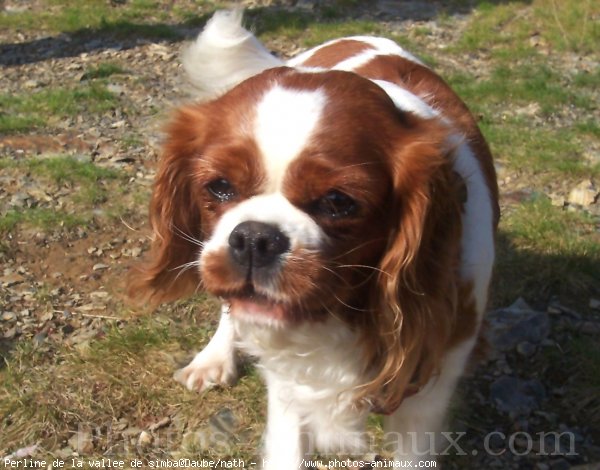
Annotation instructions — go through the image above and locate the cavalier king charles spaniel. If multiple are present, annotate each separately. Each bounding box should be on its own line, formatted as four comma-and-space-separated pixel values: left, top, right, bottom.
130, 10, 499, 468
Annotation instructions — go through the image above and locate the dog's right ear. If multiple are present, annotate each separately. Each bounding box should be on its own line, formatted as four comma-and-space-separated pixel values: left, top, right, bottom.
128, 105, 207, 306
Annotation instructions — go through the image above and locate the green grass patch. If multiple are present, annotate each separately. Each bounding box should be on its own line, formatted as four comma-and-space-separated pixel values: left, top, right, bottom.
0, 156, 129, 233
447, 63, 598, 177
456, 0, 599, 54
0, 207, 90, 233
449, 64, 590, 115
0, 308, 266, 459
494, 198, 600, 307
0, 0, 181, 35
479, 117, 599, 177
532, 0, 599, 53
82, 62, 128, 80
0, 83, 117, 134
25, 156, 122, 185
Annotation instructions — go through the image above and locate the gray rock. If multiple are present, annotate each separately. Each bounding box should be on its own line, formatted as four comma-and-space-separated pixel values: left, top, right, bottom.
209, 407, 236, 436
488, 307, 551, 352
490, 376, 546, 417
516, 341, 537, 357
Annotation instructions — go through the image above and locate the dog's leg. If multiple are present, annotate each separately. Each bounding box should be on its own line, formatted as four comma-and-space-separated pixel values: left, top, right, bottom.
383, 339, 475, 465
262, 373, 308, 470
174, 304, 238, 391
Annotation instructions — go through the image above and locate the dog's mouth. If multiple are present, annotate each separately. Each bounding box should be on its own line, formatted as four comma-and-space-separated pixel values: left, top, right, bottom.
224, 285, 287, 323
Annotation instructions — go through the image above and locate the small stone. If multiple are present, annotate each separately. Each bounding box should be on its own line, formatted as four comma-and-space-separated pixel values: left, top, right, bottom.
33, 330, 48, 346
130, 247, 142, 257
41, 311, 54, 322
488, 308, 550, 352
516, 341, 537, 357
137, 431, 153, 447
209, 408, 236, 436
548, 304, 563, 315
549, 193, 566, 207
68, 430, 94, 454
107, 84, 125, 95
2, 312, 16, 321
90, 290, 109, 299
24, 79, 39, 89
490, 376, 546, 417
92, 263, 109, 271
9, 192, 30, 208
111, 119, 126, 128
4, 325, 18, 339
567, 180, 598, 206
122, 427, 143, 437
579, 321, 600, 335
55, 447, 74, 459
507, 297, 534, 313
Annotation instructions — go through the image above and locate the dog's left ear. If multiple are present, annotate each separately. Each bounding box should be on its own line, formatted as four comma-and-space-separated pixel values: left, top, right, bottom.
128, 105, 208, 306
364, 118, 466, 412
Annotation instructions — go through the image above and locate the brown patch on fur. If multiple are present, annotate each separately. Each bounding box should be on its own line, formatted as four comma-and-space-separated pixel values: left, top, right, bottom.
355, 54, 500, 228
300, 39, 375, 68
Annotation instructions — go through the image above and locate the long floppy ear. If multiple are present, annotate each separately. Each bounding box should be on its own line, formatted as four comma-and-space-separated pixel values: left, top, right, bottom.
128, 105, 207, 305
364, 119, 465, 413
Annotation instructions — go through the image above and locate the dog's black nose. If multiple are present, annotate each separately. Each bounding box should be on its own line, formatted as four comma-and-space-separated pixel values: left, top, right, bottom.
228, 221, 290, 269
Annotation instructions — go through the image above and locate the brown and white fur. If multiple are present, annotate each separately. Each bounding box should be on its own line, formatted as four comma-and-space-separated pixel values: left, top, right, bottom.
129, 10, 499, 468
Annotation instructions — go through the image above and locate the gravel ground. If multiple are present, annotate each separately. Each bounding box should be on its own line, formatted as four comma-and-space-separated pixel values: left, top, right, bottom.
1, 1, 599, 468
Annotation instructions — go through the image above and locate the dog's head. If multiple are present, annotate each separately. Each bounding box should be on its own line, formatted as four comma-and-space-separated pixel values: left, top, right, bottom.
129, 66, 465, 407
132, 65, 463, 314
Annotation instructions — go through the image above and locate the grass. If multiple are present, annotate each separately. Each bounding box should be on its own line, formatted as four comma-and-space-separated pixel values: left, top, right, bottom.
82, 62, 128, 80
0, 0, 178, 36
456, 0, 599, 54
0, 304, 266, 459
0, 83, 117, 134
494, 197, 600, 308
447, 53, 599, 179
1, 0, 599, 466
449, 64, 592, 115
0, 156, 129, 233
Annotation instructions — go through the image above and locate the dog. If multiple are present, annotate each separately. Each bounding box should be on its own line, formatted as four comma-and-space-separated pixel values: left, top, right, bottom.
129, 10, 499, 468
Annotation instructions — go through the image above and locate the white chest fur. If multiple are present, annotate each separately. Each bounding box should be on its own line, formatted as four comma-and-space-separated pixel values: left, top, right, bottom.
234, 316, 371, 455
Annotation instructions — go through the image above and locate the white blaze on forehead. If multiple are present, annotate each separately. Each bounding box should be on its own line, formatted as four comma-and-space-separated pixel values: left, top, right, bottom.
254, 86, 327, 191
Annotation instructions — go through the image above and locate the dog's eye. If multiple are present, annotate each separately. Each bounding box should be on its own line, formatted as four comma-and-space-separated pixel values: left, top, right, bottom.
206, 178, 236, 202
316, 190, 357, 218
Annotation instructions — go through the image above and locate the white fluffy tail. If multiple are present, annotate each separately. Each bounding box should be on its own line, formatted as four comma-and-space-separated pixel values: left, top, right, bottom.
182, 10, 284, 99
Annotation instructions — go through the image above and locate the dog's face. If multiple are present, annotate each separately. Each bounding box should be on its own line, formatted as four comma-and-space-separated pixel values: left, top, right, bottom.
132, 66, 461, 330
197, 69, 403, 325
131, 66, 464, 329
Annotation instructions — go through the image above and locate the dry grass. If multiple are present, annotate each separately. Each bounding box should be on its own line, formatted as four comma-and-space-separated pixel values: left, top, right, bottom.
1, 0, 599, 466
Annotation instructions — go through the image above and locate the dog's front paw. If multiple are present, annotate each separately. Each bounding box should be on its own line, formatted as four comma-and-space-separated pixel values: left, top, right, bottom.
174, 352, 238, 392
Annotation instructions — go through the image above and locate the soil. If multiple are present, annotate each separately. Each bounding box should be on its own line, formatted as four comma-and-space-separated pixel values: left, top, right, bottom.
1, 1, 599, 469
